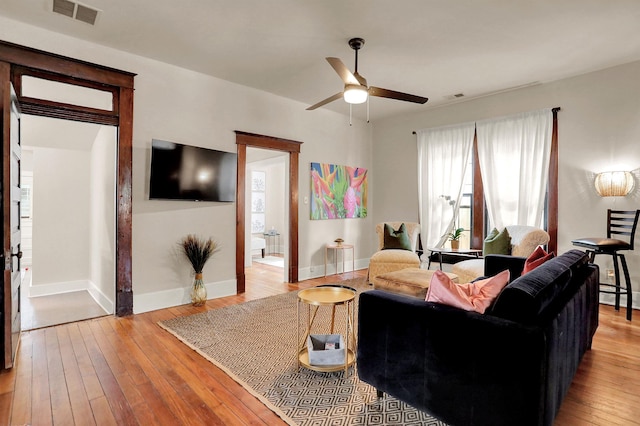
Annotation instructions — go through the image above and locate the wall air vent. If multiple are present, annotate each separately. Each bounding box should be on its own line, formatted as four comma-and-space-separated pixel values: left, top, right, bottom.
52, 0, 100, 25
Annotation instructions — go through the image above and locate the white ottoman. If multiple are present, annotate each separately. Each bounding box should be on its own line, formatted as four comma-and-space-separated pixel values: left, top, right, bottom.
374, 268, 459, 299
452, 259, 485, 283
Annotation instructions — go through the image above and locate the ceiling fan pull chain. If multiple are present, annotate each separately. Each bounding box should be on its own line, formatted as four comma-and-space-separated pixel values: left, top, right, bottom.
367, 96, 370, 123
349, 103, 353, 126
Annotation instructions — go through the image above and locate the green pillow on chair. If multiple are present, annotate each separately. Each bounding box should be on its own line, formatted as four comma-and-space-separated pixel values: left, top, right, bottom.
383, 223, 413, 251
483, 227, 511, 255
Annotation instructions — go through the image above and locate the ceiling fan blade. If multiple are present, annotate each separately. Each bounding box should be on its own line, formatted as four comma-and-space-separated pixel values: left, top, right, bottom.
369, 86, 429, 104
306, 92, 344, 110
326, 57, 360, 86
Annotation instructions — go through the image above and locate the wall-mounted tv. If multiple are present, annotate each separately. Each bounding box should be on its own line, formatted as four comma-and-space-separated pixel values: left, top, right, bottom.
149, 139, 237, 202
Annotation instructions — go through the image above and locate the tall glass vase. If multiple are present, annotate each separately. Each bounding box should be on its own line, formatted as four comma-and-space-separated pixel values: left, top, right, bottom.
191, 272, 207, 306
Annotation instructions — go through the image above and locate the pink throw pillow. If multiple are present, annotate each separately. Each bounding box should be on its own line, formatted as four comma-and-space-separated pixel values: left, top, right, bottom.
522, 246, 554, 275
426, 269, 510, 314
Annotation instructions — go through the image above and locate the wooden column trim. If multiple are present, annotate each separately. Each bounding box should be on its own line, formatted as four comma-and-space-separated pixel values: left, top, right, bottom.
236, 144, 247, 293
471, 130, 484, 249
289, 152, 299, 283
116, 86, 134, 315
548, 108, 560, 254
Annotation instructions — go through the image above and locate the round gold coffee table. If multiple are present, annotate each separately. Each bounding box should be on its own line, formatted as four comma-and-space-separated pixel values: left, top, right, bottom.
297, 285, 356, 376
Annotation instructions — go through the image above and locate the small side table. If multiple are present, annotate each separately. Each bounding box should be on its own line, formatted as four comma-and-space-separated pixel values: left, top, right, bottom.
427, 247, 482, 270
324, 243, 355, 276
263, 232, 280, 255
297, 286, 356, 376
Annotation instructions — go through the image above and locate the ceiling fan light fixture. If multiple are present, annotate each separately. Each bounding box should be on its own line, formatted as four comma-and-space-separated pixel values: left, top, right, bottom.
343, 84, 368, 104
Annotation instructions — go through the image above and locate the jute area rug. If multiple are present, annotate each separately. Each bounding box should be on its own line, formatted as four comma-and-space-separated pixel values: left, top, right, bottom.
158, 278, 445, 426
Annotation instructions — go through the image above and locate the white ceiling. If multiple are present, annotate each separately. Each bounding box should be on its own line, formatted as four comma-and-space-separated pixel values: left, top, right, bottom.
3, 0, 640, 121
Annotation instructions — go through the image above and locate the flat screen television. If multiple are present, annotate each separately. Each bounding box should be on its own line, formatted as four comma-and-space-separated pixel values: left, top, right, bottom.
149, 139, 237, 202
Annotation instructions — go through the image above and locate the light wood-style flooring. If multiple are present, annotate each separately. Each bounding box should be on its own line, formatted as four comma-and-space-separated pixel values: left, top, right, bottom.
1, 262, 639, 425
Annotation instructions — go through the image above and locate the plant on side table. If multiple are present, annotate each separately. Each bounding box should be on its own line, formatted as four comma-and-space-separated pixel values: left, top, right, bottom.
179, 234, 220, 306
448, 227, 465, 250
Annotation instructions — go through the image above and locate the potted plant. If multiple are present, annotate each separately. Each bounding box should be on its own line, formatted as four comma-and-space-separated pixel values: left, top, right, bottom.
179, 234, 220, 306
448, 227, 464, 250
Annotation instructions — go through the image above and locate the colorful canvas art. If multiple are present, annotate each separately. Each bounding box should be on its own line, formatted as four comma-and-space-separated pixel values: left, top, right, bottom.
310, 162, 368, 220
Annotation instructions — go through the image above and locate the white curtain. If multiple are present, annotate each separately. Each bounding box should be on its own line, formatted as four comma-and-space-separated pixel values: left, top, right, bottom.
476, 108, 553, 229
417, 122, 475, 251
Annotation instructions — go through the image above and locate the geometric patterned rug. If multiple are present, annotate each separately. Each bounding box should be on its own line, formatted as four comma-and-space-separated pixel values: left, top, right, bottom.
158, 278, 446, 426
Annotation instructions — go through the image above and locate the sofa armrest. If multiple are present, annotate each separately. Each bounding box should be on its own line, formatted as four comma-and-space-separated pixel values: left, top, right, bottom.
484, 254, 526, 280
357, 289, 546, 426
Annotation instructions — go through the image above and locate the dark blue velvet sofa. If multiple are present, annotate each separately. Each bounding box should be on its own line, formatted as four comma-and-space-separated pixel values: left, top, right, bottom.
357, 250, 599, 426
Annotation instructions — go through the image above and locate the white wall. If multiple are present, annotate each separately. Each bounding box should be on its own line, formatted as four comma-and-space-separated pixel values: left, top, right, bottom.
31, 147, 91, 291
89, 126, 116, 313
0, 16, 374, 313
373, 60, 640, 306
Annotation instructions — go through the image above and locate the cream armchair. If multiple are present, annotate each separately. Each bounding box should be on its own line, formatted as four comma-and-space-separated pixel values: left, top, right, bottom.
368, 222, 421, 285
452, 225, 550, 283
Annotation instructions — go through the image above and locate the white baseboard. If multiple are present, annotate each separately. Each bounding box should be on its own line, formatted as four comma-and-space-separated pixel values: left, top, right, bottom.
87, 282, 114, 314
599, 290, 640, 310
299, 258, 369, 281
28, 279, 89, 297
27, 278, 115, 314
133, 279, 236, 314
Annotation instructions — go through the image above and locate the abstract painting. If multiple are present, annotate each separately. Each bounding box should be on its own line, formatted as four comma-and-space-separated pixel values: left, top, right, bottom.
310, 162, 368, 220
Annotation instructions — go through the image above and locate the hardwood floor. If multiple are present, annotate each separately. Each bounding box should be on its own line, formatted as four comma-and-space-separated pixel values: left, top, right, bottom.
1, 263, 639, 425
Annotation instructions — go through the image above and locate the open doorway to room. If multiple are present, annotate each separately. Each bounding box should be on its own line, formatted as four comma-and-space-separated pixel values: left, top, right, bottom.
234, 131, 302, 295
244, 148, 288, 292
19, 115, 116, 330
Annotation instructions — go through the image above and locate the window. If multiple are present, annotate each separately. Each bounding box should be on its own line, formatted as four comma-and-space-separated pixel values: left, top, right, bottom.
21, 186, 32, 218
457, 163, 473, 249
251, 171, 266, 233
468, 110, 558, 253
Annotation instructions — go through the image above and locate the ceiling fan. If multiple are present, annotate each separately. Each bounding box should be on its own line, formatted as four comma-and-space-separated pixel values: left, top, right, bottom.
306, 37, 429, 111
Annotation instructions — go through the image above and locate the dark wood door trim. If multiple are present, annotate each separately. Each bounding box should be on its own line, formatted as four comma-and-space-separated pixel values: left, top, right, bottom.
235, 131, 302, 293
0, 40, 135, 316
547, 108, 560, 255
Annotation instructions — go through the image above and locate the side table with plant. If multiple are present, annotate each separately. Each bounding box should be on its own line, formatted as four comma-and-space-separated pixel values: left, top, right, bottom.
179, 234, 220, 306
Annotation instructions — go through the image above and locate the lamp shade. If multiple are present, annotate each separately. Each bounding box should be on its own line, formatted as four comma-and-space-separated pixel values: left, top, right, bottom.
594, 171, 635, 197
343, 84, 368, 104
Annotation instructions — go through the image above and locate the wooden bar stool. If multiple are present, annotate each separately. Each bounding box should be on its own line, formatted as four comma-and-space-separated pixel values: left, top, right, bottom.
572, 209, 640, 321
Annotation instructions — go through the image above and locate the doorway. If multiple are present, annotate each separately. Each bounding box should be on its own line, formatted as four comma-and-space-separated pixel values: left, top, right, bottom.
235, 131, 302, 293
245, 148, 288, 285
19, 116, 116, 330
1, 40, 134, 370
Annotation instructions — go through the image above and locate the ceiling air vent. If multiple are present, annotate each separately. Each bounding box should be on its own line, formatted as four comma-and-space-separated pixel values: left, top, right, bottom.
52, 0, 74, 17
444, 93, 465, 101
52, 0, 100, 25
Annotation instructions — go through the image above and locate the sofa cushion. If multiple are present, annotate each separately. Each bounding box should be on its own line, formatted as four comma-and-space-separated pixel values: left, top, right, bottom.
484, 227, 511, 255
383, 223, 412, 251
490, 250, 588, 323
522, 246, 555, 275
426, 269, 510, 314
